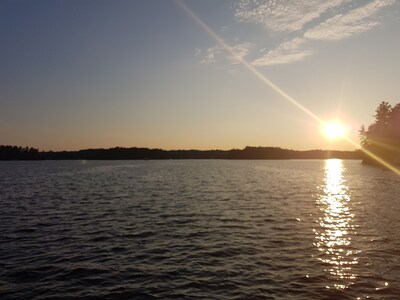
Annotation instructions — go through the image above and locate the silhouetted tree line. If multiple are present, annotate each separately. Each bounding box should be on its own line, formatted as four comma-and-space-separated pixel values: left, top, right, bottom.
0, 146, 39, 160
359, 101, 400, 165
0, 145, 360, 160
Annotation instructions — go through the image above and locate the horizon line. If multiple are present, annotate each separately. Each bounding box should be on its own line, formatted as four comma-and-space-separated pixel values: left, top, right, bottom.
1, 144, 360, 153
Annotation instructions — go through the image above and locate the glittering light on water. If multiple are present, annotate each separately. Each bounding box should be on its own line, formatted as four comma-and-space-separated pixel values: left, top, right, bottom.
314, 159, 359, 289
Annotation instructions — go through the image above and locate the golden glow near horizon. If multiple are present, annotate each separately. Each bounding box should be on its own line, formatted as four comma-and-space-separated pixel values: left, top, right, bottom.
314, 159, 358, 290
3, 0, 400, 167
322, 121, 347, 140
177, 0, 400, 176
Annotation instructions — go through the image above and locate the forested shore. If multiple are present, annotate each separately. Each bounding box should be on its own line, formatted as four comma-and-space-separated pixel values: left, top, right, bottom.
0, 145, 360, 160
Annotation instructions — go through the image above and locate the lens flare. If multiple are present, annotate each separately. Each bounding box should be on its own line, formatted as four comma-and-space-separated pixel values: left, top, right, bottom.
176, 0, 400, 176
323, 121, 347, 139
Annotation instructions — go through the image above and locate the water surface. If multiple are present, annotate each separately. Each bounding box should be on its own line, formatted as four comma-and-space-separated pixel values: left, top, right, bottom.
1, 160, 400, 299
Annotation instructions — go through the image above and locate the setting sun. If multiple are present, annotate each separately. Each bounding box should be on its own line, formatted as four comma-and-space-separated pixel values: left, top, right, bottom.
323, 121, 347, 139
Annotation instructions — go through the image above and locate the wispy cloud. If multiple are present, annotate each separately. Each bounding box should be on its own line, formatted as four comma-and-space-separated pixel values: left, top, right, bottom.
304, 0, 396, 41
230, 42, 255, 63
252, 38, 312, 66
195, 47, 220, 64
196, 42, 254, 64
234, 0, 347, 32
197, 0, 396, 67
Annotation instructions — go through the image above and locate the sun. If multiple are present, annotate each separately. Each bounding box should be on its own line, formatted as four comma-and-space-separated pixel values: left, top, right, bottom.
322, 121, 347, 139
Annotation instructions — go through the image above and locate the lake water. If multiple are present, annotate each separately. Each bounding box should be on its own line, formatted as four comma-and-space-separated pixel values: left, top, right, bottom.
1, 159, 400, 299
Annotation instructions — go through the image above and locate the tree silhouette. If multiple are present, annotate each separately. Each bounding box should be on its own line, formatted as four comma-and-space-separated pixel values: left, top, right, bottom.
0, 145, 39, 160
360, 101, 400, 165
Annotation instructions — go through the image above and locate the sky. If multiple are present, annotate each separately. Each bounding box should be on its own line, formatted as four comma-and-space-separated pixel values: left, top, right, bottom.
1, 0, 400, 151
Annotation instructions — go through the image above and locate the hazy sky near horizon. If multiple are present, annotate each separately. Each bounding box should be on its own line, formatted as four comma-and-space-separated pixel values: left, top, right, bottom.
1, 0, 400, 151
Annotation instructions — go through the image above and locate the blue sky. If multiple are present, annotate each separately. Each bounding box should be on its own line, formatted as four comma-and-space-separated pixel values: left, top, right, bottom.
1, 0, 400, 150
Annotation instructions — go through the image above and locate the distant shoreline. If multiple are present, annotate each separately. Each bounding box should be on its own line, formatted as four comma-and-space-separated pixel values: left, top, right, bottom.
0, 145, 361, 160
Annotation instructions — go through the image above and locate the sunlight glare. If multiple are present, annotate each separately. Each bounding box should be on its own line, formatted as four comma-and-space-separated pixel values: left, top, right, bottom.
314, 159, 358, 289
323, 121, 347, 139
177, 0, 400, 176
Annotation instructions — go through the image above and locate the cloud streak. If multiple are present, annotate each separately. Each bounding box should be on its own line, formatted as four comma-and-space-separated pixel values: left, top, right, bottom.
304, 0, 396, 41
195, 47, 219, 64
234, 0, 347, 32
252, 38, 312, 66
196, 42, 254, 64
197, 0, 396, 67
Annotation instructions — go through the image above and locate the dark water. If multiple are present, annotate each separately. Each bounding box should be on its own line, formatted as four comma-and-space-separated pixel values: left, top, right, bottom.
1, 160, 400, 299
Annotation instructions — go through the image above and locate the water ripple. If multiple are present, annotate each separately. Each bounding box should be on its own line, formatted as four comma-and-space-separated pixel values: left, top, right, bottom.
1, 160, 400, 299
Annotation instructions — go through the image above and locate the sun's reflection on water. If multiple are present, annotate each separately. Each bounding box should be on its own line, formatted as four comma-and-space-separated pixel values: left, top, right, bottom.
314, 159, 358, 289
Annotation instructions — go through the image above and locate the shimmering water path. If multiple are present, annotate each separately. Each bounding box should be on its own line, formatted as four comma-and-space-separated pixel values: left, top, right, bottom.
1, 160, 400, 299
